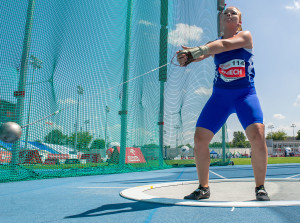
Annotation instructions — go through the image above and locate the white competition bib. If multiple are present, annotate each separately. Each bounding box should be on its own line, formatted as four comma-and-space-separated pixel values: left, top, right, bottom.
218, 59, 246, 82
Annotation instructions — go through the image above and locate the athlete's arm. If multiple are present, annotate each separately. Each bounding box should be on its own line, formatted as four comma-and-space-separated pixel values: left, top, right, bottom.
206, 31, 253, 55
177, 31, 252, 66
192, 54, 212, 62
177, 40, 215, 65
193, 40, 215, 61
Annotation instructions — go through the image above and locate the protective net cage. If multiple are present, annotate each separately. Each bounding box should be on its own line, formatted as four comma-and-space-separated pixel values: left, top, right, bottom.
0, 0, 231, 182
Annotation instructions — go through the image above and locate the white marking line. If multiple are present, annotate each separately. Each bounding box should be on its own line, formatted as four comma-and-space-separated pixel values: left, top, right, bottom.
209, 170, 226, 179
286, 174, 300, 179
78, 187, 130, 189
120, 179, 300, 207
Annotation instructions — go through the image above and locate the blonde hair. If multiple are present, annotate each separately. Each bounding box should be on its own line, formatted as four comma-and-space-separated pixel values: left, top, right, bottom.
235, 7, 243, 31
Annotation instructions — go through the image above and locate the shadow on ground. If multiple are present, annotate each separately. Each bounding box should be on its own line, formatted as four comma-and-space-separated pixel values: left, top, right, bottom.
65, 201, 171, 218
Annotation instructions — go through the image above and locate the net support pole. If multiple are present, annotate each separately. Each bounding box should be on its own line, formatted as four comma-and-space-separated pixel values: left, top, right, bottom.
119, 0, 133, 167
217, 0, 225, 37
222, 124, 226, 162
218, 0, 226, 163
11, 0, 36, 167
158, 82, 165, 167
158, 0, 168, 167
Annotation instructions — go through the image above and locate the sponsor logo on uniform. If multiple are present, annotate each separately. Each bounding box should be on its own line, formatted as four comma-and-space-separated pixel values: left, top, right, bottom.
218, 59, 246, 82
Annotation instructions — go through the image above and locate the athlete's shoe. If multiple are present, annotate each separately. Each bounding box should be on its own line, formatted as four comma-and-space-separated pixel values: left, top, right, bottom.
255, 185, 270, 201
184, 185, 210, 200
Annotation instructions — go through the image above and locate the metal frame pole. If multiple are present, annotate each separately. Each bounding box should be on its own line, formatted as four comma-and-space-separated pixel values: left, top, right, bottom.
12, 0, 36, 167
74, 86, 83, 153
119, 0, 133, 166
24, 56, 42, 150
158, 0, 168, 167
217, 0, 226, 162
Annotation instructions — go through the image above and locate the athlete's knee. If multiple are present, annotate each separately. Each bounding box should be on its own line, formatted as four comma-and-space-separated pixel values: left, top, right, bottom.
194, 135, 206, 146
246, 123, 266, 145
194, 127, 214, 146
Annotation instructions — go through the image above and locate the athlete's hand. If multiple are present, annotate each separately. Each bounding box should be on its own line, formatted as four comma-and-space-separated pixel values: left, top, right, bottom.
177, 45, 210, 66
176, 46, 194, 67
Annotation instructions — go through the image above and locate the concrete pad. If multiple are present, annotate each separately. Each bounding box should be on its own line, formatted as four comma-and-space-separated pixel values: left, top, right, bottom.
120, 178, 300, 207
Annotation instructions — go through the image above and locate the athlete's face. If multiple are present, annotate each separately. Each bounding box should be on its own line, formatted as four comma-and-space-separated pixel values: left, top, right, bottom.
222, 7, 241, 30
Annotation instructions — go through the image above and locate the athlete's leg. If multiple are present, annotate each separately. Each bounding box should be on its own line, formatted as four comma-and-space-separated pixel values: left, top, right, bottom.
194, 127, 214, 187
195, 88, 233, 186
185, 88, 233, 200
245, 123, 268, 187
235, 88, 267, 187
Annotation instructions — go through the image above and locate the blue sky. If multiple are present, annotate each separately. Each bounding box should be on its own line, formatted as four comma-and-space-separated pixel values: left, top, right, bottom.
1, 0, 299, 147
165, 0, 300, 142
224, 0, 300, 138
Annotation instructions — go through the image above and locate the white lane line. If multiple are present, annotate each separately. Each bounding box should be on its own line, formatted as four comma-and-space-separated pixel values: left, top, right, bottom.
78, 187, 130, 189
286, 174, 300, 179
209, 170, 227, 179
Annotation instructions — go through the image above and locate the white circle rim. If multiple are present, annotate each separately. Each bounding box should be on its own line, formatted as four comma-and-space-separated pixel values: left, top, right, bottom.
120, 178, 300, 207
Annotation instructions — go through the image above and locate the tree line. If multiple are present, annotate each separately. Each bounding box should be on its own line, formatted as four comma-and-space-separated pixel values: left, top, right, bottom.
42, 129, 300, 151
43, 129, 105, 152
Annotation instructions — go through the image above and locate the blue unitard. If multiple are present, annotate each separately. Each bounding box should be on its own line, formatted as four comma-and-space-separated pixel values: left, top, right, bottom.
196, 46, 263, 134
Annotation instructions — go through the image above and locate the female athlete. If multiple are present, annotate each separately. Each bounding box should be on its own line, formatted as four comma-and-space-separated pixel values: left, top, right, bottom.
177, 6, 270, 201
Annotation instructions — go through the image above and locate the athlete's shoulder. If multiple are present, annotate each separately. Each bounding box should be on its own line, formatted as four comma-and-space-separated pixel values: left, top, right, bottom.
236, 30, 252, 39
236, 31, 253, 49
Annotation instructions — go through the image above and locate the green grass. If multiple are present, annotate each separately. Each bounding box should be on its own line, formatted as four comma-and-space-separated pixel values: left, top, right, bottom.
232, 157, 300, 165
165, 159, 196, 165
165, 159, 230, 166
165, 157, 300, 166
1, 157, 299, 171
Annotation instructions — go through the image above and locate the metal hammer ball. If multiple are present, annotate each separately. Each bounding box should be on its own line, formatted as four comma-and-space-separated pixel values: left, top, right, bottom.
0, 122, 22, 144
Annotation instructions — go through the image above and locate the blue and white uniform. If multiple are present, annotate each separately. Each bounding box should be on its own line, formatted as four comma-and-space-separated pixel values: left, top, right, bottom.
213, 47, 255, 88
196, 40, 263, 134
